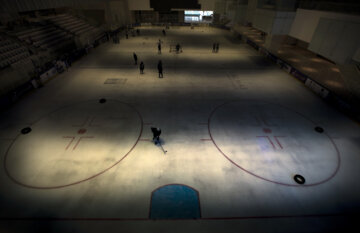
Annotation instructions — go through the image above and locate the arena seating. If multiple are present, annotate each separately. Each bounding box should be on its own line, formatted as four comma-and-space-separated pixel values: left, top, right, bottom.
48, 14, 103, 38
14, 25, 73, 51
0, 35, 31, 69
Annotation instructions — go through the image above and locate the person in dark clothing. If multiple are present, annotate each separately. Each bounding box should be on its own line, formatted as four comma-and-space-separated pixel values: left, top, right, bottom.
158, 42, 161, 54
157, 60, 163, 78
136, 29, 140, 35
162, 29, 166, 36
151, 127, 161, 145
133, 52, 138, 65
126, 31, 128, 39
212, 43, 216, 52
140, 61, 144, 74
215, 42, 219, 53
176, 43, 180, 53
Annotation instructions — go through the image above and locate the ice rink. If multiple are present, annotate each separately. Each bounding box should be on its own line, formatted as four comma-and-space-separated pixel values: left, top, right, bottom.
0, 27, 360, 232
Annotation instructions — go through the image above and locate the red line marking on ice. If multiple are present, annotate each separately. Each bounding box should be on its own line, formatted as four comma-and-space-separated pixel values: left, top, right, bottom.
89, 117, 99, 127
140, 139, 151, 141
73, 136, 94, 150
254, 116, 277, 127
274, 136, 286, 149
257, 136, 275, 150
72, 116, 90, 127
73, 116, 100, 127
3, 100, 144, 189
208, 100, 341, 187
63, 136, 75, 150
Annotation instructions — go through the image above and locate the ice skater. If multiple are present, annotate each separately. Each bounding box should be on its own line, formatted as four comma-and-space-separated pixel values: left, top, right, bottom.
133, 52, 138, 65
126, 31, 128, 39
136, 29, 140, 36
212, 43, 216, 52
151, 127, 167, 153
162, 29, 166, 36
158, 42, 161, 54
151, 127, 161, 145
139, 61, 144, 74
215, 42, 219, 53
176, 43, 181, 53
157, 60, 163, 78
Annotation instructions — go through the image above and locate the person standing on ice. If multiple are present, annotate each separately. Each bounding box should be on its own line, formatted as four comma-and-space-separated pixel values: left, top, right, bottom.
157, 60, 163, 78
140, 61, 144, 74
158, 42, 161, 54
133, 52, 138, 65
151, 127, 161, 145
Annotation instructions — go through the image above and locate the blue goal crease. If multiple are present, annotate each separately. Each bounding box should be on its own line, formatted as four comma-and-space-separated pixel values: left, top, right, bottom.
150, 184, 201, 219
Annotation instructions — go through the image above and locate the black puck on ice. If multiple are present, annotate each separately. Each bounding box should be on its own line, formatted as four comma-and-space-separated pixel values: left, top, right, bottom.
99, 98, 106, 103
21, 127, 32, 134
314, 126, 324, 133
294, 174, 306, 184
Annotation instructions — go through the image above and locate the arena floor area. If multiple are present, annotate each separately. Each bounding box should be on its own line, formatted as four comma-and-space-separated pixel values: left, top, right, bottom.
0, 27, 360, 233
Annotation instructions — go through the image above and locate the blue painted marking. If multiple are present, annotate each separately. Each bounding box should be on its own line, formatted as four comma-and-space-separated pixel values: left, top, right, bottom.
150, 184, 201, 219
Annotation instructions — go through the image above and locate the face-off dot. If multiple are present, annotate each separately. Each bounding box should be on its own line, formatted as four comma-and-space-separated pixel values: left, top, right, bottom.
263, 128, 272, 134
78, 129, 87, 134
294, 174, 306, 184
21, 127, 32, 134
315, 126, 324, 133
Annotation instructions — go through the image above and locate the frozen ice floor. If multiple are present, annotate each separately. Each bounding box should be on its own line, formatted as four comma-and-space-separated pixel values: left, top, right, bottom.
0, 27, 360, 233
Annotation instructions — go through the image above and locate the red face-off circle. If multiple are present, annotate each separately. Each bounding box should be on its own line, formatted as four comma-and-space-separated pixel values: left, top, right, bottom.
208, 100, 341, 187
4, 100, 143, 189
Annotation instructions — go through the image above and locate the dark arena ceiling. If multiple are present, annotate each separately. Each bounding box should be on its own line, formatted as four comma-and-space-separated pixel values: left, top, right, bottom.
150, 0, 201, 11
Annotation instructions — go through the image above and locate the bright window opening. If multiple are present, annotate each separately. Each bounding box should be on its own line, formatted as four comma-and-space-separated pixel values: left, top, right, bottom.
184, 11, 213, 23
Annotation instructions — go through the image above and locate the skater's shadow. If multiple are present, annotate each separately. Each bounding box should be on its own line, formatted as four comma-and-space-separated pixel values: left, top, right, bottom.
154, 138, 165, 146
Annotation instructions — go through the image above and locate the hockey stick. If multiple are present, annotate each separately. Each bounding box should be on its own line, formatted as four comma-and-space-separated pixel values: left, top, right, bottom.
159, 142, 167, 154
